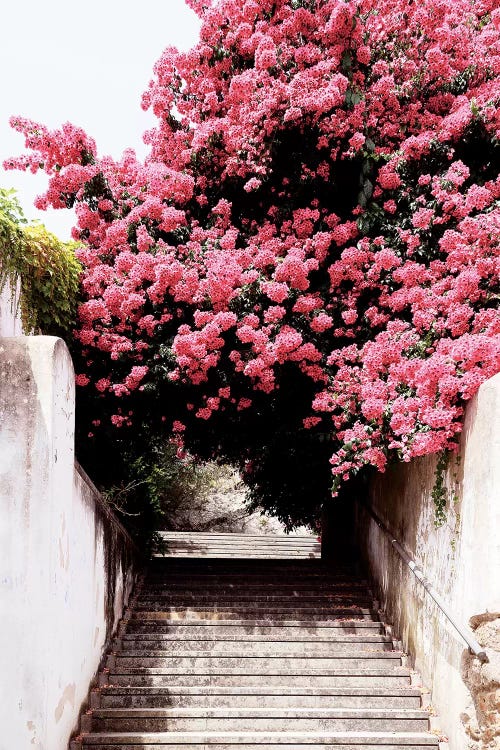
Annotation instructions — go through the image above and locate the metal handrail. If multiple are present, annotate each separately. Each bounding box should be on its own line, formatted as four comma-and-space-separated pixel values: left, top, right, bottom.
361, 501, 488, 664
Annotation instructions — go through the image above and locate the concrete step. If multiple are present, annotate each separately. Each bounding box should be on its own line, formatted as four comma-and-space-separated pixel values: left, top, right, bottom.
145, 580, 367, 586
135, 595, 374, 603
142, 587, 370, 594
144, 577, 361, 585
155, 549, 322, 554
146, 563, 351, 570
149, 559, 344, 565
161, 544, 321, 552
149, 560, 343, 567
144, 580, 365, 587
149, 575, 362, 589
104, 667, 412, 688
158, 540, 320, 547
119, 631, 388, 642
135, 595, 373, 605
143, 588, 365, 595
116, 636, 394, 653
133, 605, 375, 615
123, 621, 385, 635
151, 563, 354, 569
86, 707, 429, 733
78, 729, 439, 747
156, 554, 322, 559
158, 543, 321, 551
156, 547, 321, 557
140, 583, 370, 593
159, 539, 319, 549
109, 654, 403, 671
159, 533, 319, 541
155, 551, 325, 557
95, 686, 422, 710
147, 561, 354, 567
130, 608, 378, 620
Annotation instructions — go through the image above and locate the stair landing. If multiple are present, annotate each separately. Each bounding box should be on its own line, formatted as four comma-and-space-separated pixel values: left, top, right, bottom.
155, 531, 322, 559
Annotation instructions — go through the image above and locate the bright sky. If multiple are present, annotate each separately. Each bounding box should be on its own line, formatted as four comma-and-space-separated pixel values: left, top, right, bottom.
0, 1, 200, 239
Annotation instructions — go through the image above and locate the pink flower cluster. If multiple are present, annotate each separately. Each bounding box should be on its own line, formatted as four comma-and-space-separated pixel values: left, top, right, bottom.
6, 0, 500, 494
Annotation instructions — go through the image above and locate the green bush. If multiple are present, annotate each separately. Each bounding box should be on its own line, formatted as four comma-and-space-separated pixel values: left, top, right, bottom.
0, 188, 81, 337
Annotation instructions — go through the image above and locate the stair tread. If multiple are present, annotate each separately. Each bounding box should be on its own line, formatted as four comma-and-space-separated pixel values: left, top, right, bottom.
124, 620, 382, 626
99, 685, 421, 698
119, 635, 391, 640
138, 588, 371, 604
131, 608, 376, 614
159, 532, 319, 538
108, 667, 411, 675
92, 709, 428, 717
80, 729, 439, 742
114, 651, 401, 656
98, 687, 421, 695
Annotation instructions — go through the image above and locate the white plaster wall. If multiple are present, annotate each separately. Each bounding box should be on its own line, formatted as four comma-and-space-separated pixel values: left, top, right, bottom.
0, 336, 139, 750
0, 276, 24, 336
355, 372, 500, 750
456, 375, 500, 618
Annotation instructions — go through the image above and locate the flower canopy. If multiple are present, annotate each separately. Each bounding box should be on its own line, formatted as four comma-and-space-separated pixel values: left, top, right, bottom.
6, 0, 500, 512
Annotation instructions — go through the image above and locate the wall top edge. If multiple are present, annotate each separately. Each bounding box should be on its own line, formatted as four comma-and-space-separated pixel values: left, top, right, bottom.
75, 460, 141, 558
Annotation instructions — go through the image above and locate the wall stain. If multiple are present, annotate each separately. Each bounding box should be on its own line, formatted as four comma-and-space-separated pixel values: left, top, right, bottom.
54, 683, 76, 723
26, 720, 37, 745
58, 531, 70, 571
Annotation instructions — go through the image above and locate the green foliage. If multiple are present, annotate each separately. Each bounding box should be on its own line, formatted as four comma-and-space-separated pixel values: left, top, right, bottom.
146, 444, 223, 526
0, 188, 81, 337
99, 449, 166, 556
431, 450, 450, 528
98, 440, 243, 552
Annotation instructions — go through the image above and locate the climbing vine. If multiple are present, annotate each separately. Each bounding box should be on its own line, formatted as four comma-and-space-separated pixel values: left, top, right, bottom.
431, 450, 451, 528
0, 188, 81, 337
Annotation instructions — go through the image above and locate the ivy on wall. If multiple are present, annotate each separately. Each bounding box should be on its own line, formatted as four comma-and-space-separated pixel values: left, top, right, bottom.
0, 188, 81, 337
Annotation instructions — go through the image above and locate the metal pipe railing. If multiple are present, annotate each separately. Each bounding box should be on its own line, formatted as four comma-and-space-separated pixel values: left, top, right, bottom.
360, 501, 488, 664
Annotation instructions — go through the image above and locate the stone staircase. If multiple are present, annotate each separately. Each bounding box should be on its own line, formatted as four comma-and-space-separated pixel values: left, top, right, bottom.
71, 532, 442, 749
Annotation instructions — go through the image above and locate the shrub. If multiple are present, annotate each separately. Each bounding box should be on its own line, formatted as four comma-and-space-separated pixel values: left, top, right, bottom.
0, 188, 81, 337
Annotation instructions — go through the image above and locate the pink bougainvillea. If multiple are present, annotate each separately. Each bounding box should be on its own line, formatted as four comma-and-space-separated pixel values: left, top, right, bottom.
6, 0, 500, 496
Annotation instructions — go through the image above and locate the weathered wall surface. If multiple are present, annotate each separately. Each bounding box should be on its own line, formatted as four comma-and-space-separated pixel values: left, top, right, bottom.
0, 336, 140, 750
355, 373, 500, 750
0, 276, 23, 336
